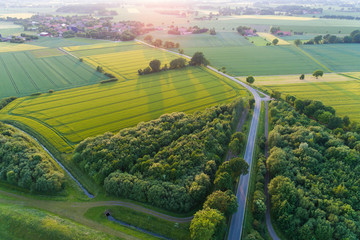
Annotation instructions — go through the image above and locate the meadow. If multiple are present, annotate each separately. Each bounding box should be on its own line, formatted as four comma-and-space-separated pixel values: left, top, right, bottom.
0, 49, 107, 98
250, 73, 360, 122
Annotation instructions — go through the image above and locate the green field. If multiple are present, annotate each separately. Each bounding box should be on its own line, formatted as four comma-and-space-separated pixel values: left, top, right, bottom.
251, 73, 360, 122
0, 50, 107, 98
301, 44, 360, 72
0, 204, 117, 240
0, 65, 248, 152
185, 45, 326, 76
141, 31, 252, 48
28, 37, 112, 48
247, 36, 269, 46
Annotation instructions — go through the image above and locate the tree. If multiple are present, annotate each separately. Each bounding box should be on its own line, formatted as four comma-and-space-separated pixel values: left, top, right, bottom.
119, 31, 136, 41
144, 35, 153, 43
189, 52, 209, 66
149, 59, 161, 72
246, 76, 255, 84
214, 172, 232, 191
153, 39, 162, 47
190, 208, 226, 240
294, 39, 302, 46
272, 38, 279, 45
313, 70, 324, 79
169, 58, 187, 69
314, 35, 322, 44
352, 33, 360, 43
203, 190, 238, 217
229, 157, 249, 179
178, 49, 184, 54
210, 28, 216, 35
343, 115, 350, 127
299, 74, 305, 80
229, 138, 241, 155
270, 26, 280, 34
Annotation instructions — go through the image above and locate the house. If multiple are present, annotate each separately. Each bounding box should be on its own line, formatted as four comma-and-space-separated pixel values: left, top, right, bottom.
40, 32, 51, 37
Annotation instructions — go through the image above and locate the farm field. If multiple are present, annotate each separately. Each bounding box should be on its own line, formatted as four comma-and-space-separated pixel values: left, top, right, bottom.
184, 45, 327, 76
0, 66, 248, 153
140, 31, 252, 48
28, 37, 111, 48
0, 50, 107, 99
301, 44, 360, 72
71, 43, 185, 80
257, 32, 290, 45
247, 36, 269, 46
0, 42, 45, 52
250, 73, 360, 122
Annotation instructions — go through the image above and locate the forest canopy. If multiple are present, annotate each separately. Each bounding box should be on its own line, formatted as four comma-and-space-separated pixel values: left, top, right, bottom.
73, 99, 246, 212
0, 123, 64, 193
268, 100, 360, 239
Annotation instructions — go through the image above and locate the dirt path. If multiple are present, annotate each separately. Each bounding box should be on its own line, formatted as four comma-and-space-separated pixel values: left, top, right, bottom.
264, 101, 281, 240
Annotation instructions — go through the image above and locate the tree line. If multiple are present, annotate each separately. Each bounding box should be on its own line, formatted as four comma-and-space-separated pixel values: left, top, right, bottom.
267, 100, 360, 240
144, 35, 180, 48
0, 123, 65, 193
138, 52, 210, 75
302, 30, 360, 45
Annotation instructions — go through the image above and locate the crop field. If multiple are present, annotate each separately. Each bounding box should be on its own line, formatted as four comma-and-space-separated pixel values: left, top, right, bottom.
28, 37, 110, 48
257, 32, 290, 45
0, 42, 45, 52
251, 74, 360, 122
78, 45, 184, 80
301, 44, 360, 72
247, 36, 269, 46
65, 41, 144, 57
0, 51, 107, 98
0, 66, 248, 152
140, 32, 252, 48
185, 45, 326, 76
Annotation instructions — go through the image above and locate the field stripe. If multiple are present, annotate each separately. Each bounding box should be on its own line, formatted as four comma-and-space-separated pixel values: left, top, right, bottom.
12, 53, 40, 91
296, 46, 332, 72
65, 89, 237, 137
40, 81, 228, 123
14, 69, 210, 111
24, 52, 59, 88
52, 57, 88, 83
41, 58, 73, 85
0, 55, 20, 94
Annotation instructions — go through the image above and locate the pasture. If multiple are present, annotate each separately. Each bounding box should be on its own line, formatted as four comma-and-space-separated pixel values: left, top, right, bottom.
0, 50, 107, 98
0, 66, 248, 153
184, 45, 326, 76
250, 73, 360, 122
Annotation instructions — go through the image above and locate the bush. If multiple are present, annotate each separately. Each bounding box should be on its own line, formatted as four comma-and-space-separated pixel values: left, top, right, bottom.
100, 78, 118, 84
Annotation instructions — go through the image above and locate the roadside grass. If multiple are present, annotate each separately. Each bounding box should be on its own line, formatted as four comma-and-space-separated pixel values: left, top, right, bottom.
85, 206, 191, 240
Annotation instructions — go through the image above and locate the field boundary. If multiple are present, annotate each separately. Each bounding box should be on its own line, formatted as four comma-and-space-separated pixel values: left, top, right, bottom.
296, 46, 332, 72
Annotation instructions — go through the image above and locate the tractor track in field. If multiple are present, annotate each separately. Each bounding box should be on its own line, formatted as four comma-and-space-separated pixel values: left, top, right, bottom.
12, 53, 40, 91
24, 52, 59, 88
0, 55, 20, 94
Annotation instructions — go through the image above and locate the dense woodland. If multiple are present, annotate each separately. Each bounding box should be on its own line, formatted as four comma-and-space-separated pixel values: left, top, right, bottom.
0, 123, 64, 193
73, 99, 246, 212
268, 100, 360, 239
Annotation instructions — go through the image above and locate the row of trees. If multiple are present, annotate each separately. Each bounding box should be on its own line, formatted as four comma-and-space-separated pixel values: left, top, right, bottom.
73, 99, 246, 212
303, 30, 360, 44
268, 100, 360, 239
138, 52, 210, 75
190, 156, 248, 239
0, 123, 65, 193
144, 35, 180, 48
